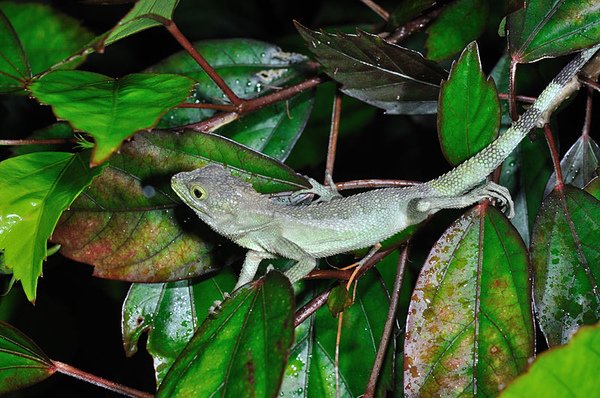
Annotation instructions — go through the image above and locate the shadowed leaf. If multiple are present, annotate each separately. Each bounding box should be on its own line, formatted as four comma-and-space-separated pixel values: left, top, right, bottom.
426, 0, 489, 61
500, 323, 600, 397
28, 70, 195, 165
0, 151, 103, 301
508, 0, 600, 63
296, 23, 447, 114
157, 271, 294, 397
122, 270, 236, 385
438, 42, 500, 165
52, 130, 308, 282
531, 186, 600, 346
389, 0, 436, 27
0, 321, 55, 394
404, 206, 533, 397
0, 9, 28, 92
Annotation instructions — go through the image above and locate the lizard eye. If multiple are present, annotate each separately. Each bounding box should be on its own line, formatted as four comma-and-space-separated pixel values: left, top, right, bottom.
190, 185, 206, 200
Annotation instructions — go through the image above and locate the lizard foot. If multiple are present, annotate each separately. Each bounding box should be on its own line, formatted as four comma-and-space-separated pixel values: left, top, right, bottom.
291, 174, 341, 204
477, 181, 515, 218
208, 292, 231, 316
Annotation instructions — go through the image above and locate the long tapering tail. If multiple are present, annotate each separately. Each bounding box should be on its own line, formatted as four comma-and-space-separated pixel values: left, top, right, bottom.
426, 45, 599, 197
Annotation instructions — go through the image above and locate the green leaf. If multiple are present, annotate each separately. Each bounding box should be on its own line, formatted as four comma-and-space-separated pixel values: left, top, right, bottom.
404, 206, 534, 397
0, 8, 29, 93
148, 38, 308, 127
544, 135, 600, 196
11, 122, 75, 156
0, 2, 93, 80
122, 270, 236, 385
280, 272, 394, 397
28, 70, 195, 165
426, 0, 489, 61
508, 0, 600, 63
51, 130, 308, 282
296, 23, 447, 114
326, 284, 353, 317
500, 323, 600, 397
157, 271, 294, 397
0, 151, 103, 302
104, 0, 179, 46
0, 321, 55, 394
438, 42, 500, 165
219, 91, 314, 161
531, 186, 600, 346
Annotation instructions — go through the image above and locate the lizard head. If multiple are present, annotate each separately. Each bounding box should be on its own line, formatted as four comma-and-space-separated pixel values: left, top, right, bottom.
171, 163, 260, 223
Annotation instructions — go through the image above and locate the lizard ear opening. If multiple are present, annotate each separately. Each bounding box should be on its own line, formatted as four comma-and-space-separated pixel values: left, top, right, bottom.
190, 184, 206, 200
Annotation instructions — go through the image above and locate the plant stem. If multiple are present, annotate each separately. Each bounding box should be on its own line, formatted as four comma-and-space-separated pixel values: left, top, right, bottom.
337, 179, 419, 190
544, 123, 564, 188
359, 0, 390, 21
364, 244, 409, 398
0, 138, 77, 145
508, 59, 518, 121
384, 7, 442, 44
579, 76, 600, 92
53, 361, 154, 398
326, 91, 343, 181
497, 93, 536, 104
177, 103, 237, 112
582, 87, 593, 137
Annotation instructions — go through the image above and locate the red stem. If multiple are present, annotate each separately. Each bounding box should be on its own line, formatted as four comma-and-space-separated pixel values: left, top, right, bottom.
359, 0, 390, 21
337, 179, 419, 190
508, 59, 518, 121
0, 138, 77, 145
544, 123, 564, 189
53, 361, 154, 398
177, 103, 237, 112
498, 93, 536, 104
579, 76, 600, 93
582, 87, 593, 138
326, 91, 343, 181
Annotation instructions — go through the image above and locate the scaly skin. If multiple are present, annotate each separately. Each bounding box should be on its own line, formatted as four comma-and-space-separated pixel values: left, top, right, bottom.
171, 46, 599, 290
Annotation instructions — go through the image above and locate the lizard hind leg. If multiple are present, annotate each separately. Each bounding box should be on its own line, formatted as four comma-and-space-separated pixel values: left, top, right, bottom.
284, 256, 317, 284
417, 181, 515, 218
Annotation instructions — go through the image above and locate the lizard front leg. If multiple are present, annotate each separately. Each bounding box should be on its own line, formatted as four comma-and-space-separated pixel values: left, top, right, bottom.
234, 250, 276, 290
416, 181, 515, 218
284, 256, 317, 284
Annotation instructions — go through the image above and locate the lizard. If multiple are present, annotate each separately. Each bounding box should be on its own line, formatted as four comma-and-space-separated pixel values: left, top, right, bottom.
171, 45, 599, 291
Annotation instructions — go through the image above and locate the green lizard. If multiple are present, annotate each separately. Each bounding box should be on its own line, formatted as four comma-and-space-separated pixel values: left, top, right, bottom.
171, 46, 599, 291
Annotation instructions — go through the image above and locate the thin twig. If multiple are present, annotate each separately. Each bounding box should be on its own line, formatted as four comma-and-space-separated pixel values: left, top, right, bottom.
162, 20, 242, 106
579, 76, 600, 93
498, 93, 536, 104
582, 87, 593, 137
364, 244, 409, 398
326, 91, 343, 181
0, 138, 77, 146
336, 179, 419, 190
384, 7, 442, 44
544, 123, 564, 188
335, 311, 344, 398
53, 361, 154, 398
177, 103, 237, 112
359, 0, 390, 21
508, 59, 518, 121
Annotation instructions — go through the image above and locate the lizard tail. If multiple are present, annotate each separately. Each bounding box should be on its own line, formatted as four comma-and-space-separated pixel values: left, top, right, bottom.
425, 45, 600, 197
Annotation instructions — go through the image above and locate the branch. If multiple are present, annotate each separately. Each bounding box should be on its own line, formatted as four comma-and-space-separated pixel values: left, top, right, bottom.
359, 0, 390, 21
544, 123, 564, 189
337, 179, 419, 190
53, 361, 154, 398
326, 91, 343, 181
0, 138, 77, 146
384, 7, 442, 44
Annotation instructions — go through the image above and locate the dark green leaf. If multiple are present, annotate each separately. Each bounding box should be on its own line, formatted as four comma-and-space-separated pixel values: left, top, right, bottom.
531, 186, 600, 346
0, 151, 103, 302
296, 23, 447, 114
544, 135, 600, 196
438, 42, 500, 165
426, 0, 489, 61
0, 9, 29, 93
0, 321, 55, 394
104, 0, 179, 46
500, 323, 600, 397
219, 91, 314, 161
157, 271, 294, 397
122, 270, 236, 385
149, 38, 308, 127
280, 272, 394, 397
389, 0, 436, 28
508, 0, 600, 63
28, 71, 195, 165
52, 130, 308, 282
326, 284, 353, 317
405, 206, 534, 396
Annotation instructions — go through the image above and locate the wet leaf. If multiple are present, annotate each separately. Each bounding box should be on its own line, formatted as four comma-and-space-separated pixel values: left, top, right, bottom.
219, 91, 314, 161
0, 151, 103, 302
530, 186, 600, 346
500, 323, 600, 397
0, 2, 93, 92
28, 70, 195, 165
508, 0, 600, 63
122, 270, 236, 385
149, 38, 308, 127
544, 135, 600, 196
296, 23, 447, 114
157, 271, 294, 397
438, 42, 500, 165
426, 0, 489, 61
0, 321, 55, 394
52, 130, 308, 282
404, 206, 534, 397
104, 0, 179, 46
280, 272, 394, 397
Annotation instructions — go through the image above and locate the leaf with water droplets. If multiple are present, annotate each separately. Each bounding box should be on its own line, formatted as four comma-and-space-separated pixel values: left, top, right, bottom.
531, 186, 600, 346
544, 135, 600, 196
296, 23, 447, 114
404, 206, 533, 397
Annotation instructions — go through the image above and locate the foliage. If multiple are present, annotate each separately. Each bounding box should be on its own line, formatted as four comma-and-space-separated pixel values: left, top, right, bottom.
0, 0, 599, 396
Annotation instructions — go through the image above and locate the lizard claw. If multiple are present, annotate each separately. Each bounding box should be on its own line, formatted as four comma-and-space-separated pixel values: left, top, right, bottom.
208, 292, 231, 316
291, 174, 341, 204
